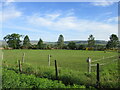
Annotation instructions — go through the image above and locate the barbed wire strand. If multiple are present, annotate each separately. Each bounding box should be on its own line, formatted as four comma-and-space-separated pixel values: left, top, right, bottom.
92, 55, 117, 63
91, 58, 118, 67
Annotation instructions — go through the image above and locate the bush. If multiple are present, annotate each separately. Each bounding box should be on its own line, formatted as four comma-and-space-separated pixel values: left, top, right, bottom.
2, 69, 87, 88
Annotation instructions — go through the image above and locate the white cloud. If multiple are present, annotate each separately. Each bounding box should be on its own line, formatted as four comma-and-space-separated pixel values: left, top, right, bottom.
24, 13, 118, 41
0, 1, 22, 22
107, 17, 118, 23
104, 16, 120, 23
26, 12, 118, 41
91, 1, 114, 6
65, 9, 75, 16
3, 7, 22, 21
1, 2, 118, 41
45, 13, 61, 20
6, 0, 15, 2
3, 0, 15, 6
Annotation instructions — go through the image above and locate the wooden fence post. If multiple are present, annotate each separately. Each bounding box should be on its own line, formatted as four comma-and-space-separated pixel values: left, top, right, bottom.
22, 53, 25, 63
87, 57, 91, 73
96, 63, 100, 88
48, 54, 50, 66
55, 60, 58, 80
18, 60, 22, 72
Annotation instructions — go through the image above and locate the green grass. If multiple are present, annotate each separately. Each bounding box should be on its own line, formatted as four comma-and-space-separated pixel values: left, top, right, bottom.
2, 69, 87, 88
2, 49, 119, 88
2, 49, 118, 72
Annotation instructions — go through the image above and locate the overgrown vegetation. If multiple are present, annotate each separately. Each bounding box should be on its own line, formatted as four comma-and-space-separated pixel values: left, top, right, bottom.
2, 60, 119, 88
2, 69, 87, 88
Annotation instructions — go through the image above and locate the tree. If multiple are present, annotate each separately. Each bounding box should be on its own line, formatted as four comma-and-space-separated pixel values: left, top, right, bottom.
68, 41, 76, 50
57, 34, 64, 49
88, 34, 95, 48
106, 34, 119, 49
77, 44, 86, 50
94, 45, 105, 51
23, 35, 31, 49
31, 44, 37, 49
37, 38, 43, 49
3, 33, 22, 49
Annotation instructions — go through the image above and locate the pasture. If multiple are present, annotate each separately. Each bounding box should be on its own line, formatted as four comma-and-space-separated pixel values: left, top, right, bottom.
2, 50, 119, 88
3, 50, 117, 70
3, 50, 118, 71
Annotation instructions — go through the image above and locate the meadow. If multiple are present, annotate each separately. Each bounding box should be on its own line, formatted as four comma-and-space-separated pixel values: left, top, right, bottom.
2, 50, 119, 88
3, 50, 118, 71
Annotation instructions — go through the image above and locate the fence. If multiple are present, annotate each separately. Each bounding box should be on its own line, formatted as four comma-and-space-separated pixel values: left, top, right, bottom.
3, 53, 119, 88
87, 55, 118, 73
86, 55, 118, 88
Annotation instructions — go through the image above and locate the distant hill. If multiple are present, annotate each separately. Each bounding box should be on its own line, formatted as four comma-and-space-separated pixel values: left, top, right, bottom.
0, 40, 107, 47
65, 40, 107, 45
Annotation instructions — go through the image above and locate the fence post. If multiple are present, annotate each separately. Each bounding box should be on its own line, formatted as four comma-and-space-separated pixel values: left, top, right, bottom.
87, 57, 91, 73
18, 60, 22, 72
55, 60, 58, 80
22, 53, 25, 63
96, 63, 100, 88
48, 54, 50, 66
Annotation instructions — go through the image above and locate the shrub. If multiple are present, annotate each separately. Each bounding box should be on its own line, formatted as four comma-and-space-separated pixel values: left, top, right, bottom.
2, 69, 86, 88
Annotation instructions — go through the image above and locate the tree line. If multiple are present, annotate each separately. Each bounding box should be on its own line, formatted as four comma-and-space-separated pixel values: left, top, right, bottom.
3, 33, 119, 50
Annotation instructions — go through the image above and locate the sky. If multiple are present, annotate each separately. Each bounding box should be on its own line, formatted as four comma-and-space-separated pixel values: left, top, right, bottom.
0, 0, 119, 42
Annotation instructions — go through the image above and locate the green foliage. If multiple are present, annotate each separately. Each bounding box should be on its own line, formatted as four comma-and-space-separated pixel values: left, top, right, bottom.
88, 35, 95, 48
23, 35, 31, 49
3, 33, 22, 49
2, 69, 86, 88
2, 69, 65, 88
77, 44, 86, 50
67, 41, 76, 50
106, 34, 119, 49
57, 35, 64, 49
94, 45, 105, 51
3, 60, 118, 88
37, 38, 43, 49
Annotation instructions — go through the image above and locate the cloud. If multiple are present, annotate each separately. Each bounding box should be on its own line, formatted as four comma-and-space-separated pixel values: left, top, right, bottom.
106, 17, 118, 23
3, 0, 15, 6
0, 1, 22, 22
91, 1, 114, 6
1, 3, 118, 41
3, 7, 22, 21
45, 13, 61, 20
27, 12, 117, 34
25, 11, 118, 41
104, 16, 120, 24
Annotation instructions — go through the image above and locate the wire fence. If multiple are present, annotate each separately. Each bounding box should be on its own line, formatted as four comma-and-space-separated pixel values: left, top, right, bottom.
91, 55, 117, 63
91, 58, 118, 66
91, 55, 118, 67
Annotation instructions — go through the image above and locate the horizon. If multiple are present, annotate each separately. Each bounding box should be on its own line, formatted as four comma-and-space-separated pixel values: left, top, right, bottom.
0, 39, 108, 42
1, 1, 118, 42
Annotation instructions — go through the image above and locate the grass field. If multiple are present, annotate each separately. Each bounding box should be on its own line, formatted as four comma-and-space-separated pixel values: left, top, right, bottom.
2, 50, 119, 88
3, 49, 118, 71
